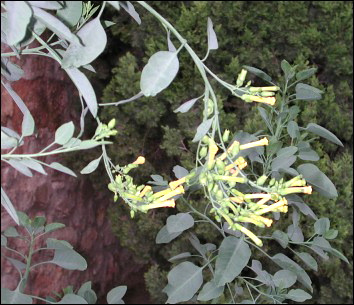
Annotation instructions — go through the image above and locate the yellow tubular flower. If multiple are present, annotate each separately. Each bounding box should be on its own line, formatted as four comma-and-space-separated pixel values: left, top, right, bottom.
229, 196, 244, 204
132, 156, 145, 165
260, 86, 280, 91
208, 142, 219, 167
244, 193, 272, 200
225, 157, 247, 171
141, 199, 176, 211
219, 141, 239, 161
240, 137, 269, 150
249, 215, 273, 227
256, 197, 271, 206
156, 186, 185, 202
139, 185, 152, 197
233, 223, 263, 247
151, 188, 172, 199
255, 198, 288, 215
237, 216, 265, 227
169, 177, 186, 190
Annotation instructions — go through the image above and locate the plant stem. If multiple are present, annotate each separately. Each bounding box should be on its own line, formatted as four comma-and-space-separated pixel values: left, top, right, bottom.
19, 234, 35, 292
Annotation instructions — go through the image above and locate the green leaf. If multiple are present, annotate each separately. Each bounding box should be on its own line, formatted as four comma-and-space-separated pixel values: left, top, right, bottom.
296, 68, 317, 81
166, 213, 194, 234
57, 294, 88, 304
271, 155, 296, 171
1, 288, 32, 304
172, 165, 189, 179
80, 156, 102, 174
287, 194, 317, 220
1, 58, 24, 82
1, 130, 18, 149
271, 230, 289, 248
51, 248, 87, 271
21, 111, 35, 138
243, 65, 272, 83
303, 123, 343, 146
8, 159, 33, 177
120, 1, 141, 24
295, 83, 322, 100
214, 237, 251, 286
297, 164, 338, 198
298, 148, 319, 161
140, 51, 179, 97
46, 238, 73, 249
56, 1, 83, 28
164, 261, 203, 304
281, 59, 295, 80
296, 252, 318, 271
207, 17, 218, 51
257, 107, 272, 132
174, 98, 199, 113
62, 17, 107, 68
197, 281, 224, 301
1, 188, 19, 225
314, 218, 330, 235
3, 226, 19, 237
5, 1, 32, 46
289, 105, 300, 119
272, 253, 313, 292
168, 252, 192, 263
19, 159, 47, 175
55, 121, 75, 145
45, 222, 65, 233
107, 1, 120, 11
323, 229, 338, 240
156, 225, 182, 244
287, 121, 299, 139
78, 140, 110, 150
287, 225, 304, 243
107, 286, 127, 304
273, 270, 297, 288
48, 162, 77, 177
312, 236, 332, 251
192, 118, 213, 142
328, 248, 349, 264
1, 235, 7, 247
277, 146, 298, 158
286, 289, 312, 302
32, 6, 79, 44
65, 67, 97, 117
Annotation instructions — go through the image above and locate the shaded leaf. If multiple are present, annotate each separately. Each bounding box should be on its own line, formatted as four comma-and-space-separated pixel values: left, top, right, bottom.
297, 252, 318, 271
156, 225, 182, 244
120, 1, 141, 25
207, 17, 218, 51
172, 165, 188, 179
174, 98, 199, 113
243, 65, 272, 83
57, 294, 88, 304
295, 83, 322, 100
8, 159, 33, 177
296, 68, 317, 81
45, 222, 65, 233
286, 289, 312, 302
48, 162, 76, 177
297, 164, 337, 198
1, 288, 32, 304
303, 123, 343, 146
197, 281, 224, 301
166, 213, 194, 234
164, 262, 203, 304
80, 156, 102, 174
56, 1, 82, 27
107, 286, 127, 304
214, 237, 251, 286
51, 248, 87, 271
273, 270, 297, 288
192, 118, 213, 142
168, 252, 192, 263
55, 121, 75, 145
271, 230, 289, 248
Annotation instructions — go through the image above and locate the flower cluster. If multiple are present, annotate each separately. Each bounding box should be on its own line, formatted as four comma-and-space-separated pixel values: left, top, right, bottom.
93, 119, 118, 140
107, 156, 194, 218
193, 133, 312, 246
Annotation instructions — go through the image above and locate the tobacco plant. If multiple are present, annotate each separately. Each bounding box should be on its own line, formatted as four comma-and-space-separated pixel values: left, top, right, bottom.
0, 1, 349, 304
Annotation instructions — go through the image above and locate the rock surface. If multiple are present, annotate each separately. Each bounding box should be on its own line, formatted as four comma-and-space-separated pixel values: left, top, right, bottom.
1, 54, 150, 304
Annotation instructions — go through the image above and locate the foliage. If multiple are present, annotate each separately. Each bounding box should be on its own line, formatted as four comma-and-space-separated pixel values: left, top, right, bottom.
1, 1, 352, 304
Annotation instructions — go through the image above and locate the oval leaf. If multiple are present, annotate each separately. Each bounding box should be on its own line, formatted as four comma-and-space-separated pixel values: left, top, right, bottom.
304, 123, 343, 146
62, 17, 107, 68
55, 121, 75, 145
214, 237, 251, 286
166, 213, 194, 234
107, 286, 127, 304
140, 51, 179, 97
56, 1, 83, 28
51, 248, 87, 271
197, 281, 224, 301
164, 262, 203, 304
297, 164, 338, 198
295, 83, 322, 100
80, 156, 101, 174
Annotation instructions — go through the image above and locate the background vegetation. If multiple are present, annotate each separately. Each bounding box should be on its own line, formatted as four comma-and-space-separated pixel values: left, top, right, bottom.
71, 1, 352, 303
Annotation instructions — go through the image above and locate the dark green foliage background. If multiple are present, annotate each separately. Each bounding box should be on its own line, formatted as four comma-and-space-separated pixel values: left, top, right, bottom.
84, 1, 352, 303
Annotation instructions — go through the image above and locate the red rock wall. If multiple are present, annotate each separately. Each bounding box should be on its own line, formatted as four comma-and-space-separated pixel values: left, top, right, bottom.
1, 55, 151, 304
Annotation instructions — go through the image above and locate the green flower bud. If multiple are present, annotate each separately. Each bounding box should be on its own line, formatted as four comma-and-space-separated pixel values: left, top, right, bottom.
260, 91, 275, 97
130, 210, 135, 218
202, 135, 210, 144
216, 190, 224, 200
114, 194, 118, 202
256, 175, 268, 186
108, 183, 116, 192
236, 69, 247, 87
199, 146, 208, 158
216, 159, 225, 174
269, 178, 275, 186
108, 118, 116, 129
222, 129, 230, 143
231, 142, 240, 157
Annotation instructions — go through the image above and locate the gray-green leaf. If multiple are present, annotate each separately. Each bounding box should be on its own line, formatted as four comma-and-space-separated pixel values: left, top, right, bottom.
174, 98, 199, 113
56, 1, 83, 28
156, 225, 182, 244
1, 288, 32, 304
80, 156, 102, 174
197, 281, 224, 301
192, 118, 213, 142
164, 262, 203, 304
286, 289, 312, 302
48, 162, 77, 177
107, 286, 127, 304
297, 252, 318, 271
214, 237, 251, 286
55, 121, 75, 145
166, 213, 194, 234
303, 123, 343, 146
297, 164, 337, 198
140, 51, 179, 97
295, 83, 322, 100
273, 270, 297, 288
